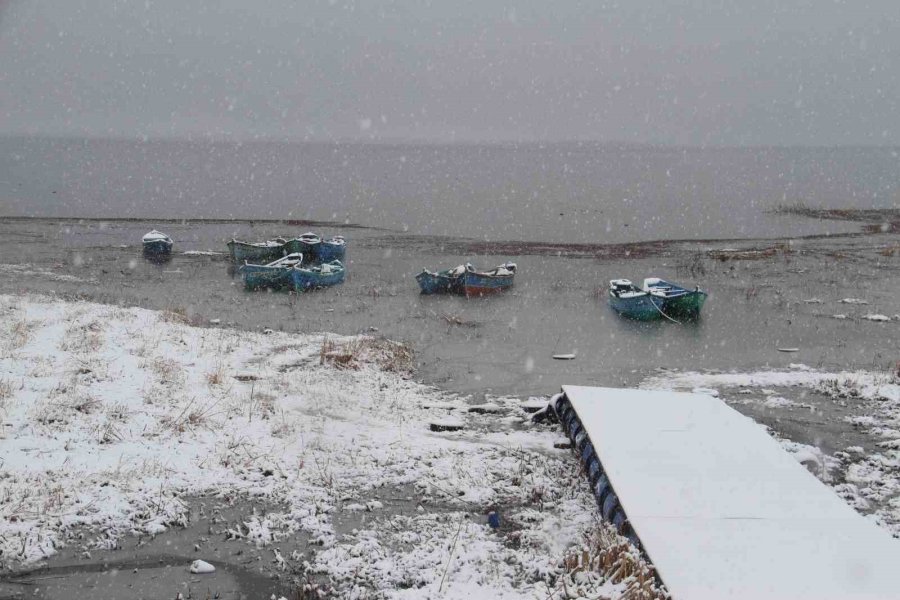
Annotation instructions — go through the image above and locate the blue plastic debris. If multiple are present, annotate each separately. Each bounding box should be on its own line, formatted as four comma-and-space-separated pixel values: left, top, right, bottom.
487, 511, 500, 529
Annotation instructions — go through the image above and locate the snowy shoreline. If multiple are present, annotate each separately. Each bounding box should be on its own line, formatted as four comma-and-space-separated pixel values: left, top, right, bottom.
0, 293, 646, 598
2, 292, 898, 597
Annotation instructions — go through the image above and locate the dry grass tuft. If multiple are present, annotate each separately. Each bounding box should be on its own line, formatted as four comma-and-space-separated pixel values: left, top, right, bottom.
161, 307, 205, 327
160, 308, 191, 324
206, 362, 226, 386
70, 393, 101, 414
150, 358, 185, 386
675, 252, 707, 277
0, 377, 12, 413
561, 522, 668, 600
319, 336, 414, 373
59, 320, 103, 353
7, 318, 40, 352
161, 399, 218, 433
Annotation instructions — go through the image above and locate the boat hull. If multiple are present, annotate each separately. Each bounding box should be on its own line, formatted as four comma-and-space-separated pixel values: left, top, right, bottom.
142, 240, 173, 256
463, 271, 514, 297
228, 240, 286, 264
241, 265, 294, 290
289, 263, 345, 291
416, 271, 463, 294
658, 290, 707, 320
609, 289, 708, 321
608, 292, 662, 320
316, 241, 346, 263
283, 239, 321, 261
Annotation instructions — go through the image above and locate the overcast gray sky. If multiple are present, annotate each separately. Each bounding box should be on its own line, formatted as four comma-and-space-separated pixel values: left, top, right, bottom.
1, 0, 898, 145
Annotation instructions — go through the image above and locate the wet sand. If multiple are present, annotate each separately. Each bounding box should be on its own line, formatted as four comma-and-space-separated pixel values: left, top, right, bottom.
0, 216, 898, 595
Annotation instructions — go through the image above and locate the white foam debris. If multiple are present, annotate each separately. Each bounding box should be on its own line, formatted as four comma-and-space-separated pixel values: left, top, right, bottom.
863, 314, 891, 322
802, 298, 824, 304
0, 263, 95, 284
763, 396, 799, 408
182, 250, 223, 256
691, 387, 719, 397
189, 559, 216, 574
839, 298, 869, 304
832, 314, 848, 319
0, 294, 612, 598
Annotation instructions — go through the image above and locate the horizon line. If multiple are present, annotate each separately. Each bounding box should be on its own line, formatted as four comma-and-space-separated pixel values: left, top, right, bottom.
2, 132, 899, 151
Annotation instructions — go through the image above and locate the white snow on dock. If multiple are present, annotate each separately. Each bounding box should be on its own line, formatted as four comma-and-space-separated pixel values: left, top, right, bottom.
563, 385, 900, 600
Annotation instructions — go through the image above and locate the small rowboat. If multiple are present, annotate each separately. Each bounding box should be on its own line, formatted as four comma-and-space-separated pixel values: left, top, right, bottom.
240, 253, 303, 290
290, 260, 345, 291
463, 262, 517, 297
142, 230, 173, 256
284, 232, 322, 259
316, 236, 347, 262
416, 264, 466, 294
227, 238, 288, 263
608, 278, 707, 321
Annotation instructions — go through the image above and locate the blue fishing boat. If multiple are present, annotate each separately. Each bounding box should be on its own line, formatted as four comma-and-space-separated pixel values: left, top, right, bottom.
227, 238, 288, 263
608, 278, 707, 321
240, 253, 303, 290
416, 264, 466, 294
316, 236, 347, 262
290, 260, 345, 291
284, 233, 321, 261
142, 230, 173, 256
463, 262, 517, 297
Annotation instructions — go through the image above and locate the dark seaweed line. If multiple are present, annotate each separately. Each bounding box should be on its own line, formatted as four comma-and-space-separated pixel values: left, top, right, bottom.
0, 215, 886, 259
366, 230, 878, 259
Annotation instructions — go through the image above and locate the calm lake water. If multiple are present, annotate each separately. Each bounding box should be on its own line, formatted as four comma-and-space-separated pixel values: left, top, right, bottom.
1, 138, 899, 458
3, 137, 899, 243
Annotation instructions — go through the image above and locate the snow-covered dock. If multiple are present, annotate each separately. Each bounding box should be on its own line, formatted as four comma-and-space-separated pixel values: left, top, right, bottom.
554, 385, 900, 600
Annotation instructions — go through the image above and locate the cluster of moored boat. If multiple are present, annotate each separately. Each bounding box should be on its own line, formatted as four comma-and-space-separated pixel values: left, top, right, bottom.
142, 229, 708, 319
228, 233, 347, 292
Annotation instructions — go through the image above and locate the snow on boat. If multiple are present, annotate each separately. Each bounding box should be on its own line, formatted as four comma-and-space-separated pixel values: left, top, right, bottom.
550, 386, 900, 600
290, 260, 345, 291
416, 264, 466, 294
227, 238, 288, 263
463, 262, 516, 297
608, 278, 707, 321
142, 230, 173, 256
240, 253, 304, 290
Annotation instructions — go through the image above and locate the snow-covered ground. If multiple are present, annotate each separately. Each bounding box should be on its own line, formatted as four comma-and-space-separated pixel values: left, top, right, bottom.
0, 294, 653, 598
5, 293, 895, 597
642, 365, 900, 534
